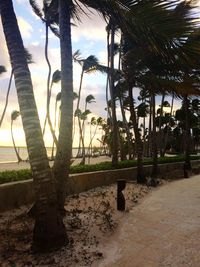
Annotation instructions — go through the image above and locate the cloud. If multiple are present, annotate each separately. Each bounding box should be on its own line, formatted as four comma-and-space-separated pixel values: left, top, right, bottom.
72, 10, 106, 43
17, 16, 33, 39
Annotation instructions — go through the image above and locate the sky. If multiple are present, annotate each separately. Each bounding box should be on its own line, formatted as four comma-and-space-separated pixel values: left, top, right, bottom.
0, 0, 110, 147
0, 0, 200, 148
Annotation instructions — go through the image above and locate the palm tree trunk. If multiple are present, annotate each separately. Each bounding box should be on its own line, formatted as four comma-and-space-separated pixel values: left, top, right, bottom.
119, 97, 132, 159
159, 93, 165, 157
128, 84, 145, 184
43, 23, 58, 147
42, 22, 51, 136
11, 119, 22, 162
1, 0, 67, 251
109, 24, 118, 166
106, 28, 112, 120
163, 93, 174, 155
53, 0, 73, 213
151, 93, 158, 178
76, 70, 84, 157
51, 99, 58, 159
147, 96, 152, 157
0, 70, 13, 127
184, 95, 191, 171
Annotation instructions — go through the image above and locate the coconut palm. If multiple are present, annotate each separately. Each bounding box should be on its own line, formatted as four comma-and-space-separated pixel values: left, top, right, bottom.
43, 69, 61, 137
52, 0, 143, 212
79, 94, 95, 164
74, 51, 107, 157
29, 0, 59, 145
1, 0, 66, 251
10, 110, 22, 162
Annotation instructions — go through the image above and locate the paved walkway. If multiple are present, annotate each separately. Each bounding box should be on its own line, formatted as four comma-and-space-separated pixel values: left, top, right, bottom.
98, 175, 200, 267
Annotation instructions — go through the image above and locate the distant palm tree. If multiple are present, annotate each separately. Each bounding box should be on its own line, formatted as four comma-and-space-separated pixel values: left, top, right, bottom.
43, 69, 61, 139
11, 110, 22, 162
74, 51, 107, 157
29, 1, 59, 145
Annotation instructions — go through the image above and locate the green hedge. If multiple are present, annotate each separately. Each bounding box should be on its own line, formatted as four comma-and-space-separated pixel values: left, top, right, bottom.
0, 155, 199, 184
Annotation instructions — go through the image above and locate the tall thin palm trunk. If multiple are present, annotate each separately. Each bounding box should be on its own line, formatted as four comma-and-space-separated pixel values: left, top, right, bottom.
163, 93, 174, 155
109, 24, 118, 166
119, 96, 132, 159
128, 84, 145, 183
184, 95, 191, 171
53, 0, 73, 213
76, 70, 84, 157
158, 93, 165, 157
151, 93, 158, 178
11, 117, 22, 162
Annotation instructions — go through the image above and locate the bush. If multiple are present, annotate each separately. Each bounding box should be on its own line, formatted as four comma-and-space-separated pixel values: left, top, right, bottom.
0, 155, 199, 184
0, 169, 31, 184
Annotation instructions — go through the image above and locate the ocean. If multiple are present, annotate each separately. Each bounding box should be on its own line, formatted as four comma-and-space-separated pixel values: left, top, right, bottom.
0, 146, 80, 163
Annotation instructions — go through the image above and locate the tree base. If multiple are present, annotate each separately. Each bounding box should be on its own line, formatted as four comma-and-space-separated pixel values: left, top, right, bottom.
32, 208, 68, 252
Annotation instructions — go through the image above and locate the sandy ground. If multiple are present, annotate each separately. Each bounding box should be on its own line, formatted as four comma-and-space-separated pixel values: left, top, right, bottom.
0, 156, 112, 171
0, 180, 165, 267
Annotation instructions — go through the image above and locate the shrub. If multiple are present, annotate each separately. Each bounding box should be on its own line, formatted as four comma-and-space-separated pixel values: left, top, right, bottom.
0, 155, 199, 184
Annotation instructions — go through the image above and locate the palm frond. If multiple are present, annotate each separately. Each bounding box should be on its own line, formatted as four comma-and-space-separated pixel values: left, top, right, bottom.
0, 65, 6, 75
29, 0, 44, 21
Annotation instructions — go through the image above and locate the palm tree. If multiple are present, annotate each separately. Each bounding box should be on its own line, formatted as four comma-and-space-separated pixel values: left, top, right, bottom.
1, 0, 66, 251
10, 110, 22, 162
74, 51, 107, 157
115, 80, 133, 159
107, 20, 119, 166
43, 69, 61, 137
52, 0, 137, 213
80, 94, 95, 164
29, 1, 59, 145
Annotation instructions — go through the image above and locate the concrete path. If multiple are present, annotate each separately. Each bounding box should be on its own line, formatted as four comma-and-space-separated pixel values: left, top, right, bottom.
98, 175, 200, 267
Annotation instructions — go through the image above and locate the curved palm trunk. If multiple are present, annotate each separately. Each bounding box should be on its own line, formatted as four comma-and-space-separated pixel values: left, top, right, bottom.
87, 123, 98, 156
42, 23, 51, 136
80, 102, 88, 165
106, 29, 112, 120
128, 84, 146, 184
119, 96, 132, 159
53, 0, 73, 213
0, 70, 13, 127
109, 25, 118, 166
51, 99, 58, 159
43, 23, 58, 147
11, 119, 22, 162
76, 70, 84, 157
1, 0, 67, 251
